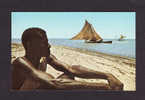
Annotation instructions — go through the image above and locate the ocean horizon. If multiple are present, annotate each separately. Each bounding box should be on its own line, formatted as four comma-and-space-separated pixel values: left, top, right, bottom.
11, 38, 136, 59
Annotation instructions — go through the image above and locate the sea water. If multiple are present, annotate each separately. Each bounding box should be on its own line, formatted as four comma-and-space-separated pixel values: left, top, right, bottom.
12, 39, 136, 58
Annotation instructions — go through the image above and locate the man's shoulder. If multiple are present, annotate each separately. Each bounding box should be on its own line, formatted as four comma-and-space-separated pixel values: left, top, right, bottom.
12, 57, 34, 75
12, 57, 29, 68
11, 57, 25, 72
12, 57, 24, 65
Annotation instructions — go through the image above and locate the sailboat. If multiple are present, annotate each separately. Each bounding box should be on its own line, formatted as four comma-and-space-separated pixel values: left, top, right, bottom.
71, 20, 112, 43
118, 34, 126, 41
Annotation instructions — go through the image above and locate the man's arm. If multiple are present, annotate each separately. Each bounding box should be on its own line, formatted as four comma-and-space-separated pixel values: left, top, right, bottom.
48, 54, 123, 90
48, 54, 75, 77
48, 54, 108, 79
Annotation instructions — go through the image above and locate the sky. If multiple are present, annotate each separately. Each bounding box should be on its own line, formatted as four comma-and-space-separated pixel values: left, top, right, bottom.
11, 12, 135, 39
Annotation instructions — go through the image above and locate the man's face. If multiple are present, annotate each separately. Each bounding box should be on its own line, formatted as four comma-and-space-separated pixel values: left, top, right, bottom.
29, 36, 51, 57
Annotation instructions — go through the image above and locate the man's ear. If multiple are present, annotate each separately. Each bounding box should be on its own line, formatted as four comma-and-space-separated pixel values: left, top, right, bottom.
26, 41, 31, 47
25, 41, 31, 50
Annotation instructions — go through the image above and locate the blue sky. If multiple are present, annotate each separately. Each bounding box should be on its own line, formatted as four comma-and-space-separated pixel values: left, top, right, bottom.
11, 12, 135, 39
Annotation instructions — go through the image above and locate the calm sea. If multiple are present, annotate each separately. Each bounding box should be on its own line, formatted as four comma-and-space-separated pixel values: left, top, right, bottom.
12, 39, 136, 58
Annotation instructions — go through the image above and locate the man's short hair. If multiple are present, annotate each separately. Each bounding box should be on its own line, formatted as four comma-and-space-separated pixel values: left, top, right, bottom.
21, 28, 46, 50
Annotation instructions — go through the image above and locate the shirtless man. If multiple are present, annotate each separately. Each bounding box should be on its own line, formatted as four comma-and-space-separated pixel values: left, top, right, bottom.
12, 28, 123, 90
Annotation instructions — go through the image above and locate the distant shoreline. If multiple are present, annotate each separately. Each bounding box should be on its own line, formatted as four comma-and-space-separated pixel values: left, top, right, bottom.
54, 45, 135, 60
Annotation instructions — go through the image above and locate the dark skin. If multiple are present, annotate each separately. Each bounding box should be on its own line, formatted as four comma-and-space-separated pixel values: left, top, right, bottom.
12, 35, 123, 90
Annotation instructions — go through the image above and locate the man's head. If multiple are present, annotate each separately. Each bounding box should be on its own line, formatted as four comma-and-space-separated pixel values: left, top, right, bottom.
22, 28, 51, 57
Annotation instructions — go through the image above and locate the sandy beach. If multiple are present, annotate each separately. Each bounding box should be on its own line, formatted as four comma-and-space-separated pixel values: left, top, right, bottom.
11, 43, 136, 91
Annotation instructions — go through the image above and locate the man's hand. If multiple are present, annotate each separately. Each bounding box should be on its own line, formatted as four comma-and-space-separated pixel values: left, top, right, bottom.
107, 73, 123, 90
39, 57, 47, 71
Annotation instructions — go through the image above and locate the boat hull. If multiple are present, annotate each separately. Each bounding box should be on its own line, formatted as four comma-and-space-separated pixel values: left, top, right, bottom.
85, 40, 112, 43
102, 41, 112, 43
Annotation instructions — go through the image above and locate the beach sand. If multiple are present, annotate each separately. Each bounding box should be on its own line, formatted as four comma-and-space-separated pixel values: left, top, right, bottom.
11, 43, 136, 91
